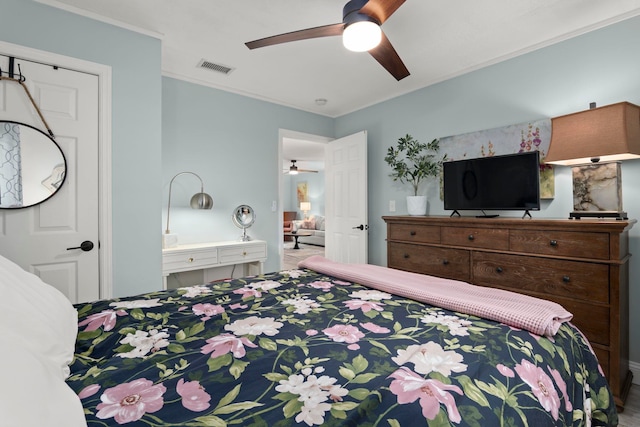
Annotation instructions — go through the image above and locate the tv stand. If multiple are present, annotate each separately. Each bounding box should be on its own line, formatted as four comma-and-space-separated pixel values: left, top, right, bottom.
449, 210, 461, 218
476, 210, 498, 218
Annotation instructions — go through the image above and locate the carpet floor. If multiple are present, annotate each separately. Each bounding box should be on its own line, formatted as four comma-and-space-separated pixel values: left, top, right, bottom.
283, 241, 324, 270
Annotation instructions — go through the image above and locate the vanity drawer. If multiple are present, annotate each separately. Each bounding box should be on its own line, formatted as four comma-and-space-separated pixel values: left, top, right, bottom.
388, 242, 470, 282
163, 248, 219, 273
441, 227, 509, 250
472, 252, 609, 304
219, 242, 267, 264
388, 223, 440, 244
510, 230, 610, 259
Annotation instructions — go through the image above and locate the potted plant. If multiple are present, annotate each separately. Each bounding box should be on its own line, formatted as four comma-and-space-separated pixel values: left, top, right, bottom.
384, 134, 446, 215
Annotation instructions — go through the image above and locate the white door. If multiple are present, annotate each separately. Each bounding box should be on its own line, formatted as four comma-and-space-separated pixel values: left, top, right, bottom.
325, 131, 368, 263
0, 55, 100, 303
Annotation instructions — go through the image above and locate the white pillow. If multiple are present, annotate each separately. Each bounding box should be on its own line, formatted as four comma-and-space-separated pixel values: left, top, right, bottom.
0, 254, 86, 427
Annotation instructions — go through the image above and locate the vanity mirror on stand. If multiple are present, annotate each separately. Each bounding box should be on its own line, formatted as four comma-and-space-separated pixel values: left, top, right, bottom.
232, 205, 255, 241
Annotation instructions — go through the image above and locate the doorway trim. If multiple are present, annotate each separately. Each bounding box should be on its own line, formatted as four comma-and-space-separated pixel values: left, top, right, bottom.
0, 40, 113, 298
278, 129, 332, 269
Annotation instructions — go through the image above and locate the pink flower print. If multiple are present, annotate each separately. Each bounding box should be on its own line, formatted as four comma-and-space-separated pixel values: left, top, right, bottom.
96, 379, 166, 424
192, 303, 224, 321
229, 303, 248, 310
347, 343, 360, 350
514, 360, 561, 420
78, 384, 101, 399
78, 309, 126, 331
233, 287, 262, 299
323, 324, 364, 344
308, 280, 334, 292
549, 367, 573, 411
343, 299, 384, 313
200, 333, 257, 359
388, 367, 463, 423
176, 379, 211, 412
496, 364, 515, 378
306, 329, 318, 336
332, 280, 351, 286
360, 322, 391, 334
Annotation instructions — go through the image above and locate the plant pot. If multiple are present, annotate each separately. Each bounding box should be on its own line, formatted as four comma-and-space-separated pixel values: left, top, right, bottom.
407, 196, 427, 216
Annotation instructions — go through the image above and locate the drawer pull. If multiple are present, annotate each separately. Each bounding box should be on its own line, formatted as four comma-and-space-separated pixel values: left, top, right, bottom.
550, 240, 558, 247
410, 231, 417, 236
562, 275, 571, 283
442, 259, 449, 265
243, 251, 247, 256
403, 253, 410, 259
468, 234, 475, 241
495, 267, 503, 273
187, 257, 194, 263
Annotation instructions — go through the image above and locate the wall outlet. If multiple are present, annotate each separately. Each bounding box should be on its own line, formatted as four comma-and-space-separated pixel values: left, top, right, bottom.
389, 200, 396, 212
271, 200, 277, 212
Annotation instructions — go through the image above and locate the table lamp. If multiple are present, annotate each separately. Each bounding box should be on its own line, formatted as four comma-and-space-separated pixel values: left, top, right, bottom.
163, 171, 213, 248
545, 101, 640, 219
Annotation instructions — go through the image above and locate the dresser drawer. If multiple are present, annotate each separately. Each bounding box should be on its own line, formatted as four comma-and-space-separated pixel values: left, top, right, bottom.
163, 248, 219, 273
388, 223, 440, 244
219, 242, 267, 264
510, 230, 610, 260
472, 252, 609, 304
441, 227, 509, 250
388, 242, 470, 282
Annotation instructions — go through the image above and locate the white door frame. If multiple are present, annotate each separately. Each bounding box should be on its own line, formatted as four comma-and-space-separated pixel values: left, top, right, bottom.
278, 129, 332, 268
0, 40, 113, 299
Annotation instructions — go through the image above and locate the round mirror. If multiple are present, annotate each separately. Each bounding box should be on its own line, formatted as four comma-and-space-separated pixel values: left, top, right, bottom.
232, 205, 255, 241
0, 121, 66, 209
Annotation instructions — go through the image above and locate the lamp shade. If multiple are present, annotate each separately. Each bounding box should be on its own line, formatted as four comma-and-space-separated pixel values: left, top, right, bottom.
300, 202, 311, 212
545, 102, 640, 165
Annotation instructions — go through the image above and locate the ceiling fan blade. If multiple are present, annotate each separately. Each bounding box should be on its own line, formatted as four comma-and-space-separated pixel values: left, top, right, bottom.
246, 23, 345, 49
368, 31, 409, 81
359, 0, 406, 25
298, 169, 319, 173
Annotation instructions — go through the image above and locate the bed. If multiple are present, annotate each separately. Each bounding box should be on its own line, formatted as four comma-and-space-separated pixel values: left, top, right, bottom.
0, 254, 617, 426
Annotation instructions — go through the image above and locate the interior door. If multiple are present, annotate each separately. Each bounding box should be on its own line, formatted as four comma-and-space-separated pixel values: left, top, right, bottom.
325, 131, 368, 263
0, 55, 100, 303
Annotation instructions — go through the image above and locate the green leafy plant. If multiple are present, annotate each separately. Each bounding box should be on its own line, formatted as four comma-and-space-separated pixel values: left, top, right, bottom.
384, 134, 446, 196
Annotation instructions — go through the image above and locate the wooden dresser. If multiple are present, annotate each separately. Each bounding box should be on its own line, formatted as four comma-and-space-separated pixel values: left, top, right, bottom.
383, 215, 635, 409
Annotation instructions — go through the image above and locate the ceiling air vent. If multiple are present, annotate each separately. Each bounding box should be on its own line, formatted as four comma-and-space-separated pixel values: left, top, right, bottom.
198, 59, 235, 75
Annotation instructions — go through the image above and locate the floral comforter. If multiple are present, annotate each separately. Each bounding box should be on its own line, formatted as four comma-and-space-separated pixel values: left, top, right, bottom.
68, 267, 617, 426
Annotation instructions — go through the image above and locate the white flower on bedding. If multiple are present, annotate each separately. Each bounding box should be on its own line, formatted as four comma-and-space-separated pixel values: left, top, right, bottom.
117, 329, 170, 358
348, 289, 392, 301
392, 342, 467, 376
282, 295, 320, 314
225, 316, 283, 337
253, 280, 282, 291
110, 298, 163, 309
421, 312, 473, 336
180, 285, 212, 298
275, 369, 348, 426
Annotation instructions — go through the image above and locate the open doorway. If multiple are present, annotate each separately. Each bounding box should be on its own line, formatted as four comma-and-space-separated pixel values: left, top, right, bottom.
278, 130, 331, 270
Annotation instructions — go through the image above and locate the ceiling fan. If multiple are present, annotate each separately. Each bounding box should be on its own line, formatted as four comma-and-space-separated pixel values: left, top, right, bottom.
284, 160, 319, 175
245, 0, 409, 81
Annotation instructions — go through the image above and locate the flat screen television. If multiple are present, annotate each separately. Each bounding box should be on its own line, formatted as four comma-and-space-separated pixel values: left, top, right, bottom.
443, 151, 540, 217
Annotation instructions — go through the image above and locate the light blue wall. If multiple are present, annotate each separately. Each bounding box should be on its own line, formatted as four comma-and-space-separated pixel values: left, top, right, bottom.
335, 15, 640, 361
1, 0, 163, 297
161, 77, 333, 273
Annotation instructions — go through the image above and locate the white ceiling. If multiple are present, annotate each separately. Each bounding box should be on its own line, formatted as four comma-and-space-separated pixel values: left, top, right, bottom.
40, 0, 640, 120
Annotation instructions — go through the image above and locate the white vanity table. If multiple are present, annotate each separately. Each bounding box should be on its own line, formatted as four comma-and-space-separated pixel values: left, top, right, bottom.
161, 240, 267, 289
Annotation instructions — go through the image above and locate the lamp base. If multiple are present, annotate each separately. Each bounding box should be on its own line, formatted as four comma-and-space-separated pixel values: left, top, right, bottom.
569, 211, 628, 220
162, 233, 178, 249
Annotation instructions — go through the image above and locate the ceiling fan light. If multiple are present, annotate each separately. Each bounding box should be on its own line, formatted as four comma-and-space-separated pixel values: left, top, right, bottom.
343, 21, 381, 52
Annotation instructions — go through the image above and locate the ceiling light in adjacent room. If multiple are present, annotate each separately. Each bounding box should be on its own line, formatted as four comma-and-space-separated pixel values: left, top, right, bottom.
315, 98, 328, 106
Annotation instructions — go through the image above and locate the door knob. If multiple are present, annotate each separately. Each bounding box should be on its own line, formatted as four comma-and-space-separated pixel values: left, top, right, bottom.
352, 224, 369, 231
66, 240, 94, 252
